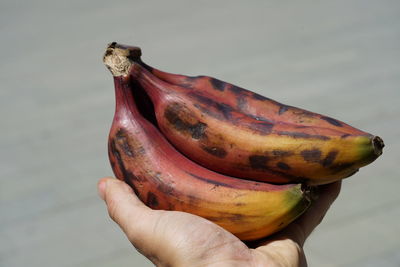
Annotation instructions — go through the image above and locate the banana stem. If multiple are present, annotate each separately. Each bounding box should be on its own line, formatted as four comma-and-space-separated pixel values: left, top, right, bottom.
103, 42, 142, 76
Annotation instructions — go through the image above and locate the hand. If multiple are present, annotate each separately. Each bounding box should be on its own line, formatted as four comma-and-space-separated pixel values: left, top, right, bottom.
98, 177, 341, 267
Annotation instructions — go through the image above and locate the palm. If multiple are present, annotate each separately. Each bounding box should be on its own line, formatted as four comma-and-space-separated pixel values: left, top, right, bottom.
145, 209, 304, 267
99, 178, 341, 267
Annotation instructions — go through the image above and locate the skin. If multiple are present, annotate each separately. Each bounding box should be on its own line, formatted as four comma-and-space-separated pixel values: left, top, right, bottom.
98, 177, 341, 267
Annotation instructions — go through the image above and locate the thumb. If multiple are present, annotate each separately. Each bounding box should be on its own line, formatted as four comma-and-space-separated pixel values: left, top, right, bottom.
97, 177, 159, 257
98, 177, 152, 230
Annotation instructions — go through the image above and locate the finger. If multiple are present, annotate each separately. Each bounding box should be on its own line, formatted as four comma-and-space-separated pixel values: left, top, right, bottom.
250, 181, 342, 248
296, 180, 342, 236
281, 180, 342, 246
250, 238, 305, 267
98, 177, 151, 220
97, 178, 160, 256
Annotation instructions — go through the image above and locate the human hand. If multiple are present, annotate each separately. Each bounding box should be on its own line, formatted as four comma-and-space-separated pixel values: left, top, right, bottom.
98, 177, 341, 267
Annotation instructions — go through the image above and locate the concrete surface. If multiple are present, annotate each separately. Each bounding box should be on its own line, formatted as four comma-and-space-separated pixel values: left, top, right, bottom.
1, 0, 399, 266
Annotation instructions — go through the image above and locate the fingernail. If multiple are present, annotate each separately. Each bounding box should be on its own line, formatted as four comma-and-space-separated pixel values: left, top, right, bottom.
98, 179, 107, 200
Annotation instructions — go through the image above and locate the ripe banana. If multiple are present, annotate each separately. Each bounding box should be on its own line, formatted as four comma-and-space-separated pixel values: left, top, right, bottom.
139, 61, 368, 136
104, 43, 384, 185
103, 62, 312, 240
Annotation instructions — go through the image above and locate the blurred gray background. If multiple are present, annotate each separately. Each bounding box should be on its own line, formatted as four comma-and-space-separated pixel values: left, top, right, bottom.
1, 0, 399, 266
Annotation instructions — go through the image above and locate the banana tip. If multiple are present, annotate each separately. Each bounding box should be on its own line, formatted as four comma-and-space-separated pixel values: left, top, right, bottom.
372, 136, 384, 156
301, 184, 317, 203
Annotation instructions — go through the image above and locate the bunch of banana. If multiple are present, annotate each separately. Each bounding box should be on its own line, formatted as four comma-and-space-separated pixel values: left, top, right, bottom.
103, 42, 383, 240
